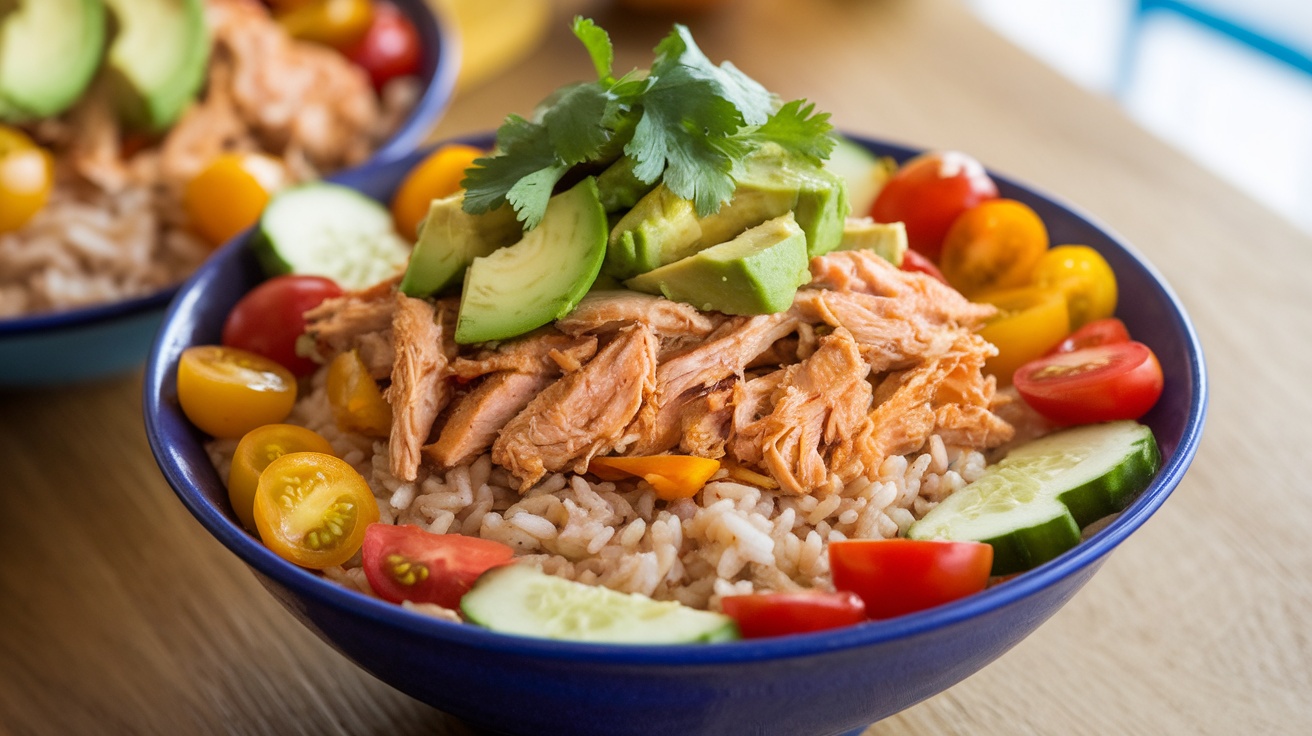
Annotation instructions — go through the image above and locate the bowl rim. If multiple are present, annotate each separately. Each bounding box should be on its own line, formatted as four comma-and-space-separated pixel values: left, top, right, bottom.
143, 131, 1208, 666
0, 0, 459, 336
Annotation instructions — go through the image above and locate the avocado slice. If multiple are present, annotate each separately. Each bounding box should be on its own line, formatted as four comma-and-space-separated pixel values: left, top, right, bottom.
623, 212, 811, 315
596, 154, 657, 214
835, 217, 907, 266
0, 0, 106, 121
455, 177, 608, 344
605, 147, 847, 279
399, 193, 524, 298
101, 0, 210, 131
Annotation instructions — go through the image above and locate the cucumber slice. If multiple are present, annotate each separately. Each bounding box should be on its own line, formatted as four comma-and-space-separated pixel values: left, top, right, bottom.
252, 183, 412, 290
907, 420, 1160, 575
823, 134, 894, 216
461, 565, 740, 644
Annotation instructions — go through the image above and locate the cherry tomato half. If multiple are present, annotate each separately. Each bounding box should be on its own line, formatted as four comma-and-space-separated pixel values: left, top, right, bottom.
326, 349, 393, 436
276, 0, 374, 50
720, 591, 867, 638
362, 524, 516, 608
228, 424, 336, 532
1031, 244, 1118, 329
183, 152, 286, 248
939, 199, 1048, 298
0, 125, 53, 233
342, 2, 422, 93
975, 286, 1070, 386
1047, 317, 1130, 356
899, 248, 948, 284
176, 346, 297, 438
1013, 341, 1164, 425
869, 150, 998, 262
390, 144, 484, 238
829, 539, 993, 620
222, 274, 344, 376
254, 452, 380, 569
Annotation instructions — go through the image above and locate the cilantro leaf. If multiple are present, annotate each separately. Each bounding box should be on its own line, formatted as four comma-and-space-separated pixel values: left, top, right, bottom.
541, 81, 615, 166
572, 17, 614, 82
461, 114, 563, 224
743, 100, 836, 164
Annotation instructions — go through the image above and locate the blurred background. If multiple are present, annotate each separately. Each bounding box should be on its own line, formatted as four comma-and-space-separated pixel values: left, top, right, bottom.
441, 0, 1312, 236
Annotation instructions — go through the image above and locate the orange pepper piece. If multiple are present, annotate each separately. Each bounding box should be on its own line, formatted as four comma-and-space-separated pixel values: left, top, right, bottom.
588, 455, 721, 501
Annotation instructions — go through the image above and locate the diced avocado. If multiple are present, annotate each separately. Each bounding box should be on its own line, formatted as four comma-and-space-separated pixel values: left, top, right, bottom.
596, 154, 657, 214
0, 0, 106, 121
623, 213, 810, 315
101, 0, 210, 131
399, 193, 523, 297
835, 216, 907, 266
606, 146, 847, 278
456, 177, 608, 344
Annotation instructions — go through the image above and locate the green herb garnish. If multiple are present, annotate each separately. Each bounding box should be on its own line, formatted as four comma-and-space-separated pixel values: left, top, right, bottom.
461, 17, 835, 229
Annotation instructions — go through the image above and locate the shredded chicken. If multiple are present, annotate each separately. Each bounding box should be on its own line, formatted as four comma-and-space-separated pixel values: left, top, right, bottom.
387, 295, 453, 482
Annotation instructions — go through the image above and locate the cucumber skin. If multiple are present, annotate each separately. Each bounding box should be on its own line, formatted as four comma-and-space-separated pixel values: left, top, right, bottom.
984, 512, 1082, 577
1056, 432, 1161, 527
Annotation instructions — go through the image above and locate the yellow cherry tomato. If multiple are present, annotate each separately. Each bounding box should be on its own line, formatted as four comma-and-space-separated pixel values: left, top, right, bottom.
177, 346, 298, 438
939, 199, 1048, 298
0, 125, 54, 233
253, 451, 380, 569
228, 424, 336, 532
183, 152, 286, 247
391, 144, 485, 238
976, 286, 1070, 386
326, 350, 392, 437
589, 455, 722, 501
1030, 244, 1118, 330
276, 0, 374, 50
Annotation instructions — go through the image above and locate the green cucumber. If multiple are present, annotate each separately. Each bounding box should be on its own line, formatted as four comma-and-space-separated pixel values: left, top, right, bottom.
252, 183, 412, 290
907, 420, 1160, 575
823, 134, 894, 216
461, 565, 740, 644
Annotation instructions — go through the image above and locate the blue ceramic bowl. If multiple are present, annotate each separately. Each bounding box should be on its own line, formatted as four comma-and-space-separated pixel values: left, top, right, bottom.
0, 0, 458, 387
143, 134, 1207, 736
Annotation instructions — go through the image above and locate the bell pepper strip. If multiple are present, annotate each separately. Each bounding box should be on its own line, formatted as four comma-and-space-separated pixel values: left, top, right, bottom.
588, 455, 721, 500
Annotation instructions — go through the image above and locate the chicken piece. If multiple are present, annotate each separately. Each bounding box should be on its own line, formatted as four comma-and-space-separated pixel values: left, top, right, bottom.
205, 0, 382, 172
450, 330, 598, 380
155, 56, 252, 191
728, 328, 874, 494
493, 324, 659, 490
387, 295, 453, 482
792, 289, 962, 373
424, 371, 555, 468
625, 311, 800, 456
678, 382, 736, 458
302, 278, 400, 379
557, 290, 720, 339
807, 249, 996, 328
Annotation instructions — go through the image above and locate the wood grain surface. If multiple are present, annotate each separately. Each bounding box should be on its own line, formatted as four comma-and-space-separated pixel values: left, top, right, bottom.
2, 0, 1309, 734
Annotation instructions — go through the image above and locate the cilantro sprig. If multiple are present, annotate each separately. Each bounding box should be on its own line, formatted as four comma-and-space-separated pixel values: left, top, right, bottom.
461, 17, 835, 229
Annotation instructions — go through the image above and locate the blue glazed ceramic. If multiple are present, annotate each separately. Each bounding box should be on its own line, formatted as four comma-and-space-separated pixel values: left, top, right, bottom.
0, 0, 458, 387
143, 134, 1207, 736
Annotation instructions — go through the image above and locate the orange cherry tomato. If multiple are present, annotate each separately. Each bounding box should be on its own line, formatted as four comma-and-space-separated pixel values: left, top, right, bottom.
939, 199, 1049, 298
276, 0, 374, 51
0, 125, 53, 233
228, 424, 336, 532
390, 144, 485, 238
1030, 244, 1118, 329
253, 451, 380, 569
975, 286, 1070, 386
183, 152, 286, 247
326, 350, 393, 436
176, 346, 298, 438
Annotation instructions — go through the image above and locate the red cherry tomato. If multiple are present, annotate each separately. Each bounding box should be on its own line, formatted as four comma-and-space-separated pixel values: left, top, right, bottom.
1013, 341, 1164, 425
828, 539, 993, 620
899, 248, 948, 284
361, 524, 517, 609
342, 2, 422, 93
870, 150, 998, 262
1047, 317, 1130, 355
719, 591, 867, 638
222, 275, 344, 376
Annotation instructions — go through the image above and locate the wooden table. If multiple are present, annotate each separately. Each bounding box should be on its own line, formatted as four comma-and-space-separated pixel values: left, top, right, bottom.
3, 0, 1309, 733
